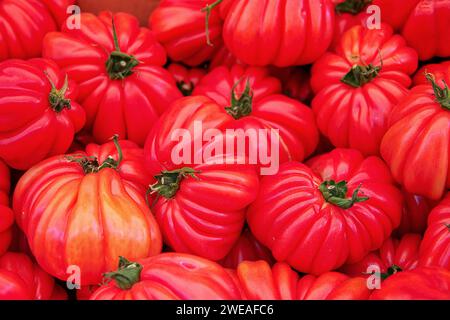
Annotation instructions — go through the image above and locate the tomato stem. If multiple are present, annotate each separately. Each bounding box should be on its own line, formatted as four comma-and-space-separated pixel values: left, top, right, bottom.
44, 72, 71, 112
225, 79, 253, 119
341, 64, 381, 87
201, 0, 223, 46
103, 256, 142, 290
335, 0, 372, 15
425, 73, 450, 110
148, 168, 201, 203
319, 180, 369, 209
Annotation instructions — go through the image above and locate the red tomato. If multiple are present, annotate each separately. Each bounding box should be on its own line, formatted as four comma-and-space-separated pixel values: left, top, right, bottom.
370, 267, 450, 300
149, 0, 223, 66
222, 0, 335, 67
396, 189, 433, 236
90, 253, 242, 300
0, 160, 12, 256
311, 24, 418, 156
340, 234, 421, 277
374, 0, 450, 61
219, 229, 274, 269
209, 45, 243, 70
269, 67, 313, 103
192, 65, 319, 165
247, 148, 403, 275
235, 261, 371, 300
0, 58, 85, 170
167, 63, 207, 96
43, 11, 182, 146
0, 252, 67, 300
419, 194, 450, 269
0, 0, 75, 60
13, 138, 162, 285
413, 61, 450, 86
380, 73, 450, 200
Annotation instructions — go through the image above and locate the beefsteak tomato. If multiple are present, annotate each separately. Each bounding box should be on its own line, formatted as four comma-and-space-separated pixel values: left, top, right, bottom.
167, 63, 206, 96
0, 160, 12, 256
221, 0, 335, 67
43, 11, 182, 146
0, 252, 67, 300
396, 189, 433, 236
419, 194, 450, 269
90, 253, 242, 300
13, 137, 162, 285
149, 0, 223, 66
413, 61, 450, 86
269, 67, 313, 103
247, 148, 403, 275
311, 24, 418, 156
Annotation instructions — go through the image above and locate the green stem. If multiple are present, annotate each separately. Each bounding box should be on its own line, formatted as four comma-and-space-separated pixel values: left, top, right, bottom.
149, 168, 200, 201
225, 79, 253, 119
425, 73, 450, 110
103, 256, 142, 290
380, 265, 402, 280
341, 64, 381, 88
319, 180, 369, 209
335, 0, 372, 15
201, 0, 224, 46
44, 72, 71, 112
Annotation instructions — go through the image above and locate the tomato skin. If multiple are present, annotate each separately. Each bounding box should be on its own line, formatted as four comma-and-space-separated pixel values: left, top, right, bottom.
396, 189, 433, 236
340, 234, 421, 277
247, 148, 402, 275
235, 261, 371, 300
413, 61, 450, 86
13, 140, 162, 285
43, 11, 182, 146
419, 194, 450, 269
269, 67, 313, 103
311, 24, 418, 156
0, 58, 85, 170
222, 0, 335, 67
0, 160, 12, 256
90, 253, 242, 300
219, 229, 274, 269
370, 267, 450, 300
209, 45, 242, 70
149, 0, 223, 66
167, 63, 206, 96
0, 252, 66, 300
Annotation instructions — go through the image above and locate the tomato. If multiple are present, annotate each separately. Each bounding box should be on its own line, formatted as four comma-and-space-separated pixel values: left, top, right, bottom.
413, 61, 450, 86
0, 160, 12, 256
419, 194, 450, 269
43, 11, 182, 146
90, 253, 242, 300
149, 0, 223, 66
167, 63, 207, 96
311, 24, 418, 156
0, 0, 74, 60
340, 234, 421, 277
396, 189, 433, 236
219, 229, 274, 269
236, 261, 371, 300
210, 45, 242, 70
192, 65, 319, 165
13, 137, 162, 285
0, 58, 85, 170
0, 252, 67, 300
370, 267, 450, 300
269, 67, 313, 103
380, 72, 450, 200
221, 0, 335, 67
247, 148, 403, 275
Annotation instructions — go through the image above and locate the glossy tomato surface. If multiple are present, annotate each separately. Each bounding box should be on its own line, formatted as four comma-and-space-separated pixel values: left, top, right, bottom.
167, 63, 206, 96
0, 160, 12, 256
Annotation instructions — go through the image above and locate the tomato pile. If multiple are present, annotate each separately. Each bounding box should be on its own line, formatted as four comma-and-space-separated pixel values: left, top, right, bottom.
0, 0, 449, 300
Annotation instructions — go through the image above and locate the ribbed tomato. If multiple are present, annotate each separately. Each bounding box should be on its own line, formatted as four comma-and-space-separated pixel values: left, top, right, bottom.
247, 148, 403, 275
167, 63, 206, 96
219, 229, 274, 269
0, 0, 75, 60
370, 267, 450, 300
0, 160, 12, 256
90, 253, 242, 300
413, 61, 450, 86
43, 11, 182, 146
380, 71, 450, 200
269, 67, 313, 103
209, 45, 242, 70
13, 137, 162, 285
0, 252, 67, 300
149, 0, 223, 66
221, 0, 335, 66
311, 24, 418, 156
419, 194, 450, 269
340, 234, 421, 277
0, 58, 85, 170
235, 260, 371, 300
396, 189, 433, 236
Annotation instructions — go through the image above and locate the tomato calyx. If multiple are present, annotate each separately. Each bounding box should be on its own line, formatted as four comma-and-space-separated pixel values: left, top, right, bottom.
319, 180, 369, 209
225, 79, 254, 120
201, 0, 223, 46
335, 0, 372, 15
103, 256, 142, 290
105, 18, 140, 80
177, 81, 194, 96
341, 64, 381, 88
66, 135, 123, 174
148, 168, 201, 203
426, 73, 450, 110
45, 72, 71, 112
